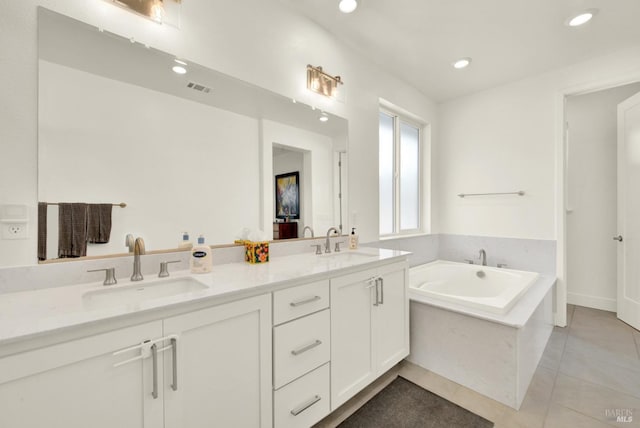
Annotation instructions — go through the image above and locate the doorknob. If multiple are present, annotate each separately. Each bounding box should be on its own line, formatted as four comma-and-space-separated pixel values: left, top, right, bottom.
613, 235, 623, 242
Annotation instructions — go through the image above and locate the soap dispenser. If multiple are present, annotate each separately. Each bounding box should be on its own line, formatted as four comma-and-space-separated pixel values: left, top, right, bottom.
190, 235, 213, 273
349, 227, 359, 250
179, 231, 193, 249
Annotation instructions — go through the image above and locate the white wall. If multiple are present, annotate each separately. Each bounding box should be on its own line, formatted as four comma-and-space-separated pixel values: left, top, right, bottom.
39, 60, 260, 255
566, 83, 640, 311
436, 46, 640, 240
0, 0, 436, 267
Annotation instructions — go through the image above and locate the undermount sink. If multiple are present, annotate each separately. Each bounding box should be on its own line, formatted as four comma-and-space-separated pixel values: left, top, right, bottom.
83, 277, 208, 309
321, 251, 377, 262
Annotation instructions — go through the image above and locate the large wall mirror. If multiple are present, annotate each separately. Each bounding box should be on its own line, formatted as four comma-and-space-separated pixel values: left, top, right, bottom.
37, 8, 348, 262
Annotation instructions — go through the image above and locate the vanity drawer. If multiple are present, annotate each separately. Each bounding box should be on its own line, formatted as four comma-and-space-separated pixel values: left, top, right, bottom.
273, 279, 329, 325
274, 309, 330, 389
274, 363, 330, 428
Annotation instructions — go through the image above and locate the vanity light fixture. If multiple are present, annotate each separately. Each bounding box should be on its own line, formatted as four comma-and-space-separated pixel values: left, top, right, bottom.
172, 65, 187, 75
112, 0, 166, 23
452, 57, 472, 69
307, 65, 343, 99
339, 0, 358, 14
566, 9, 598, 27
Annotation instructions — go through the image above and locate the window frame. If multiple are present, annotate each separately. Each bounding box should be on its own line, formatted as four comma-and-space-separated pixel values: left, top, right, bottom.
379, 107, 425, 238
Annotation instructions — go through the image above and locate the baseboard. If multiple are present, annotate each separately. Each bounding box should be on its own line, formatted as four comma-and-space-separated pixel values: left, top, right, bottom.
567, 292, 616, 312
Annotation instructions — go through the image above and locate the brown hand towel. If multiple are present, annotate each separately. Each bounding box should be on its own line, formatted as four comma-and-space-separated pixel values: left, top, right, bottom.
58, 203, 88, 258
38, 202, 47, 261
87, 203, 112, 244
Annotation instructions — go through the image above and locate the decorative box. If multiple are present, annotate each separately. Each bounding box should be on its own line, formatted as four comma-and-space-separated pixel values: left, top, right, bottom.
244, 241, 269, 264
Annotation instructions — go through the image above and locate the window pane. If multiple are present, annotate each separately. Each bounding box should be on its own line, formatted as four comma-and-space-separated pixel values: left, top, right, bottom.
400, 122, 419, 230
379, 112, 394, 235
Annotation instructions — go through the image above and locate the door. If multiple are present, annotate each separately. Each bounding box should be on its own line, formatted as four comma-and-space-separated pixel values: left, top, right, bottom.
163, 294, 272, 428
617, 91, 640, 330
0, 321, 163, 428
374, 265, 409, 374
330, 269, 377, 410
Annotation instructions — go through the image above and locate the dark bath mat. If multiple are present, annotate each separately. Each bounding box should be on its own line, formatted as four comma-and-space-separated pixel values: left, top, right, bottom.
338, 376, 493, 428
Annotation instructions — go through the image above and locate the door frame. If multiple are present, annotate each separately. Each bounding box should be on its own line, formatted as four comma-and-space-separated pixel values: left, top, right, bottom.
555, 73, 640, 327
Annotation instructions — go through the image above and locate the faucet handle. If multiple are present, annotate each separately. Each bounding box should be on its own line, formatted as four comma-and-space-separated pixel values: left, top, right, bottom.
463, 259, 474, 264
88, 268, 117, 286
334, 241, 347, 252
159, 260, 181, 278
310, 244, 322, 255
497, 263, 508, 269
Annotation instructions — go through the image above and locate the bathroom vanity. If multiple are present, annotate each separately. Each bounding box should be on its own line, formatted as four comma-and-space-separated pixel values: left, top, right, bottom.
0, 248, 409, 428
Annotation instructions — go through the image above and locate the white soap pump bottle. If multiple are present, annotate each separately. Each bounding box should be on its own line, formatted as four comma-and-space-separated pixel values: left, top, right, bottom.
190, 235, 213, 273
349, 227, 359, 250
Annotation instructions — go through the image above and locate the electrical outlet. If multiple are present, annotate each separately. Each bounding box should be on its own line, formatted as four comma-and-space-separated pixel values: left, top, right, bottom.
2, 223, 28, 240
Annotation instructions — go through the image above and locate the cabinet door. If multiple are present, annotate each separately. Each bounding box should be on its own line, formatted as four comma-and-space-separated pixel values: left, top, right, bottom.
0, 321, 163, 428
163, 294, 272, 428
330, 269, 377, 410
374, 265, 409, 374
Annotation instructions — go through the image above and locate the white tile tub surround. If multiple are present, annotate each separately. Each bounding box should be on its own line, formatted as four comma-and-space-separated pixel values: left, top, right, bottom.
364, 234, 555, 274
408, 270, 555, 409
438, 234, 556, 275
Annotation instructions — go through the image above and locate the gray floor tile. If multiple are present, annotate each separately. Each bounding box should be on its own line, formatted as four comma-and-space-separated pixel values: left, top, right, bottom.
497, 366, 555, 428
539, 329, 568, 372
559, 336, 640, 398
544, 404, 614, 428
551, 373, 640, 426
567, 304, 576, 327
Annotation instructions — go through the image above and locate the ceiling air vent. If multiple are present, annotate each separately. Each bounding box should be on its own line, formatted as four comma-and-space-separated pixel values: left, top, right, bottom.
187, 82, 211, 93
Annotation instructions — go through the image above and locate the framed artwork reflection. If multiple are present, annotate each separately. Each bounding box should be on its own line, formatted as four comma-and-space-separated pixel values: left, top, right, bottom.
275, 171, 300, 220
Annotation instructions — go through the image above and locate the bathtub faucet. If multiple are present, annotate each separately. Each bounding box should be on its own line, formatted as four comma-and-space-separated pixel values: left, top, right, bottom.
478, 249, 487, 266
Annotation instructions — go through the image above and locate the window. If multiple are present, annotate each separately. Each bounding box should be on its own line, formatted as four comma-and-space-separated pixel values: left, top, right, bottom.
379, 109, 423, 236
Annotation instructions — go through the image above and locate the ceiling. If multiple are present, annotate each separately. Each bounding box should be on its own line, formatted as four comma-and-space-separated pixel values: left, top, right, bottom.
278, 0, 640, 102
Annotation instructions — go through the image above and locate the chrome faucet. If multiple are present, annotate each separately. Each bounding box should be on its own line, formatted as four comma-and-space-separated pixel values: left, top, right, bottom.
325, 227, 340, 253
131, 237, 146, 281
302, 226, 315, 238
479, 249, 487, 266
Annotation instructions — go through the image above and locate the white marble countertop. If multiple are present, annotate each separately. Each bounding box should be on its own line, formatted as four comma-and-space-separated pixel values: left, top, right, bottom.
0, 247, 408, 346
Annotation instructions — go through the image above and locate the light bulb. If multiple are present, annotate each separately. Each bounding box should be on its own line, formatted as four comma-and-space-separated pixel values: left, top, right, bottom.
339, 0, 358, 14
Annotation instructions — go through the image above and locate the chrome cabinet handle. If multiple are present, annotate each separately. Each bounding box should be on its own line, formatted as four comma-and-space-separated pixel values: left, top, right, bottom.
366, 277, 379, 306
290, 395, 321, 416
151, 343, 158, 399
291, 340, 322, 356
378, 277, 384, 305
290, 295, 321, 307
171, 338, 178, 391
613, 235, 623, 242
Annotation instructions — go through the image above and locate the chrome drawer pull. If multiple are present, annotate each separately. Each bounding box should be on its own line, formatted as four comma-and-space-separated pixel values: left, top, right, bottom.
151, 343, 158, 399
291, 339, 322, 356
290, 295, 321, 307
290, 395, 321, 416
171, 338, 178, 391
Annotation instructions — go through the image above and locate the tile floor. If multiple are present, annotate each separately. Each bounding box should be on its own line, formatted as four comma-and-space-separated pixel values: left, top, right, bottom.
318, 305, 640, 427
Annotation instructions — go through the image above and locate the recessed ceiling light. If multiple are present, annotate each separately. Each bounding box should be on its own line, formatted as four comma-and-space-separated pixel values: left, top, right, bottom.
566, 9, 598, 27
319, 113, 329, 122
339, 0, 357, 14
172, 65, 187, 75
174, 59, 187, 66
452, 57, 472, 69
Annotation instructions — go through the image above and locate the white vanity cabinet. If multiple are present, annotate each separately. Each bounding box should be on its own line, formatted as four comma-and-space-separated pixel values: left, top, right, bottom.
272, 280, 331, 428
330, 261, 409, 409
0, 321, 164, 428
163, 293, 272, 428
0, 294, 272, 428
